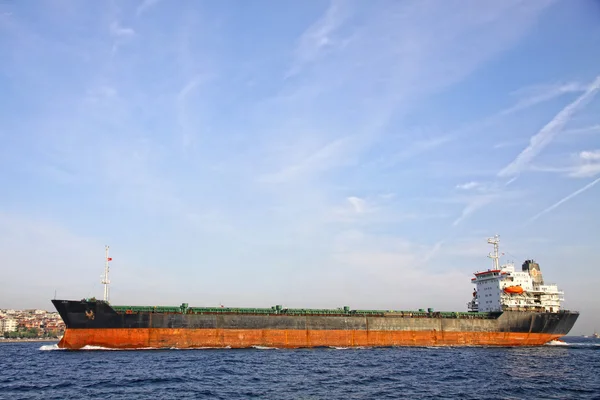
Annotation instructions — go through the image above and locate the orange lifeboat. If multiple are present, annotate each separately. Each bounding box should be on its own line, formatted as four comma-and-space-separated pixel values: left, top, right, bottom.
503, 286, 524, 294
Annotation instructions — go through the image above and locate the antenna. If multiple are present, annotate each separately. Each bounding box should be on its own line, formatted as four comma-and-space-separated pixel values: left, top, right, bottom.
101, 245, 111, 302
487, 234, 500, 270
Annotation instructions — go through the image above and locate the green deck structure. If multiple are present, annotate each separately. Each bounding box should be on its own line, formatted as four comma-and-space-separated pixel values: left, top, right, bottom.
108, 302, 495, 319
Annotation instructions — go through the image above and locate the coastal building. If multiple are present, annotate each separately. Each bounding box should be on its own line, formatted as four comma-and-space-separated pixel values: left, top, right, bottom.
0, 317, 18, 332
19, 318, 43, 330
0, 309, 65, 335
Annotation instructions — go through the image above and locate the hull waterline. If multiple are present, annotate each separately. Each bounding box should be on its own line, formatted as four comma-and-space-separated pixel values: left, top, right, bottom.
58, 327, 564, 349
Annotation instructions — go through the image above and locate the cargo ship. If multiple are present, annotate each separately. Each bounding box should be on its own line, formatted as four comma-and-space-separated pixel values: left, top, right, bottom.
52, 236, 579, 349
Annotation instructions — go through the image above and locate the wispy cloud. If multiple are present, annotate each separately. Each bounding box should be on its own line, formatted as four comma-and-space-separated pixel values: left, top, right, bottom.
258, 1, 559, 240
450, 77, 600, 227
567, 124, 600, 135
347, 196, 368, 213
498, 81, 588, 116
327, 229, 470, 310
569, 150, 600, 178
331, 195, 381, 220
259, 135, 361, 183
493, 139, 526, 149
85, 85, 118, 103
528, 177, 600, 222
136, 0, 161, 17
109, 21, 135, 38
286, 0, 348, 78
109, 21, 135, 54
530, 149, 600, 178
445, 79, 593, 153
422, 239, 445, 263
176, 76, 208, 150
452, 194, 498, 227
327, 194, 442, 227
456, 181, 480, 190
382, 135, 454, 168
265, 1, 552, 185
553, 124, 600, 144
178, 77, 202, 101
451, 180, 513, 226
498, 76, 600, 178
569, 164, 600, 178
579, 150, 600, 161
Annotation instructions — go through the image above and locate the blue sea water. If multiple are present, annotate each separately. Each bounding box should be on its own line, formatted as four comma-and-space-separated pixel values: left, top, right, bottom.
0, 337, 599, 399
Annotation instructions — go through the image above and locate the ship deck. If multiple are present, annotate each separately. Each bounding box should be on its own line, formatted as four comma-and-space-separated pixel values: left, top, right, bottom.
110, 304, 497, 319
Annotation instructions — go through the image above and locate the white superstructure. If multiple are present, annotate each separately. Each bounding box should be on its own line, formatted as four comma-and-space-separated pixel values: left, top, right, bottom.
467, 235, 565, 313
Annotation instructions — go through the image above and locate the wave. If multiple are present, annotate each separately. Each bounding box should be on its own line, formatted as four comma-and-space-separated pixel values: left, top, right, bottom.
40, 344, 236, 351
168, 346, 215, 350
82, 345, 160, 351
39, 344, 64, 351
76, 345, 156, 351
545, 340, 600, 347
40, 345, 161, 351
40, 341, 598, 351
546, 340, 569, 346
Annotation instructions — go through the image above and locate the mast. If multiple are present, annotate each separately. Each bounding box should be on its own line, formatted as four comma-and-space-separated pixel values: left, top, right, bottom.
487, 234, 500, 270
101, 245, 111, 302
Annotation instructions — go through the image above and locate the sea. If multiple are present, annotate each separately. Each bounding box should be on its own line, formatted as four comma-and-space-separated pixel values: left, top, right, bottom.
0, 337, 598, 399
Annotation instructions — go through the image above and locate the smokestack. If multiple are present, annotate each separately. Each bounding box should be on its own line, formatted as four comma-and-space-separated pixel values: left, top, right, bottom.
522, 259, 544, 285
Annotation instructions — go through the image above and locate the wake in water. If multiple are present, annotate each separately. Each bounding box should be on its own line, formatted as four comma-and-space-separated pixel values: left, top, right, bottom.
40, 344, 160, 351
546, 340, 569, 346
40, 341, 598, 351
39, 344, 239, 351
39, 344, 63, 351
81, 345, 159, 351
169, 347, 214, 350
545, 340, 600, 347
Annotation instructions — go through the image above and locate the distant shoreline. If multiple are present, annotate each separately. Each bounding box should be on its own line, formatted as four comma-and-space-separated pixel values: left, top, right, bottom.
0, 338, 59, 343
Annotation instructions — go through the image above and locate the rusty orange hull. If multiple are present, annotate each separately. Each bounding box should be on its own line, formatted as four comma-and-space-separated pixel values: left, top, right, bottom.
58, 328, 562, 349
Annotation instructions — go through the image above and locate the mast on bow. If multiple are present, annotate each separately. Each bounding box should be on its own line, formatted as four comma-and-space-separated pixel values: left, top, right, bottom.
101, 245, 111, 302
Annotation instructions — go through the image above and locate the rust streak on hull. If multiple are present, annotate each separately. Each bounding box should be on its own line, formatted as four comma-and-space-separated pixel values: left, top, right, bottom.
59, 328, 561, 349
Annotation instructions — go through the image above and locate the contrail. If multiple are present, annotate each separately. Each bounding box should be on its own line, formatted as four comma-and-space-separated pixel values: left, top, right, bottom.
528, 177, 600, 223
499, 75, 600, 178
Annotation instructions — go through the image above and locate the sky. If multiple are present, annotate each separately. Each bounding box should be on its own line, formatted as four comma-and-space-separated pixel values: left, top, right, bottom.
0, 0, 599, 335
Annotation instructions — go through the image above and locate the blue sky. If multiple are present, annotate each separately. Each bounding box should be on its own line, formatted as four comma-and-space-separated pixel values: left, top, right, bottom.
1, 0, 599, 335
